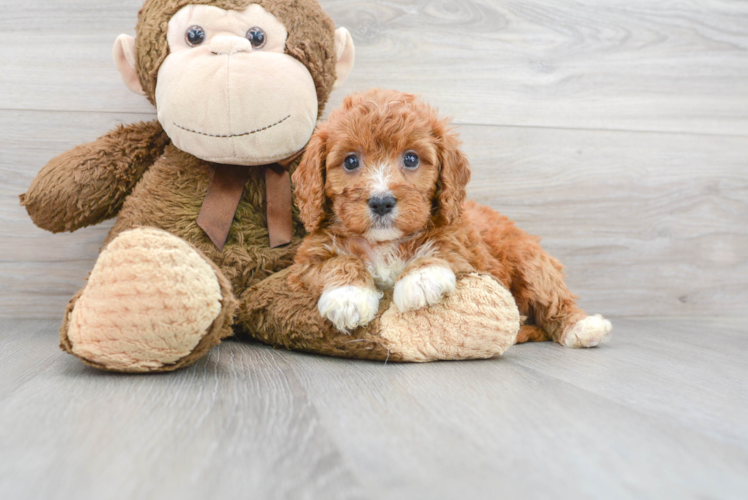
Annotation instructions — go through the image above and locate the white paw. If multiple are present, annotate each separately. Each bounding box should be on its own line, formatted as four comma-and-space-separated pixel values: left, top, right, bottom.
562, 314, 613, 348
393, 266, 456, 312
318, 285, 383, 333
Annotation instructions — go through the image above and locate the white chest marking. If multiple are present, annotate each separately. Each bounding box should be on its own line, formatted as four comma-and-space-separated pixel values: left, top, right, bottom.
367, 244, 406, 290
366, 240, 438, 290
325, 237, 438, 291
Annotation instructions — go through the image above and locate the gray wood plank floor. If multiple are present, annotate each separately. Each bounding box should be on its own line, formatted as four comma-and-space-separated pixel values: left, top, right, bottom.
1, 319, 746, 500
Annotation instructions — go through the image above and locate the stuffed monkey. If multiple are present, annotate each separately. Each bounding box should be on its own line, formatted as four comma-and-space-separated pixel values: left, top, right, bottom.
21, 0, 521, 372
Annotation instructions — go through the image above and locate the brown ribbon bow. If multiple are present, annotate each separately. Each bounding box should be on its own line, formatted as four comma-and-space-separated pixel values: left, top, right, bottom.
197, 150, 304, 251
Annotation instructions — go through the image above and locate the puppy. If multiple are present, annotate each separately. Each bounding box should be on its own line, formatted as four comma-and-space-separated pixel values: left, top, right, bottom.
290, 89, 612, 348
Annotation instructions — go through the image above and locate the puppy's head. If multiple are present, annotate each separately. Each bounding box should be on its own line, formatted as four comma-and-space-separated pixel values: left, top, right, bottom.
293, 88, 470, 242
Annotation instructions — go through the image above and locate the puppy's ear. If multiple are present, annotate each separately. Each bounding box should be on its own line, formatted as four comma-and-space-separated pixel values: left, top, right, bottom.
293, 125, 329, 232
434, 121, 471, 225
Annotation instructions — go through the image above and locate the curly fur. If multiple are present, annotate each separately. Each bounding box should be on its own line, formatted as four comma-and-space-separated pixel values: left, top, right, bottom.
291, 89, 606, 344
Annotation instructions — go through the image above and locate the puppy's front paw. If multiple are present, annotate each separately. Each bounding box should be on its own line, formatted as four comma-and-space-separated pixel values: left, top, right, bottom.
394, 266, 456, 312
318, 286, 383, 333
561, 314, 613, 348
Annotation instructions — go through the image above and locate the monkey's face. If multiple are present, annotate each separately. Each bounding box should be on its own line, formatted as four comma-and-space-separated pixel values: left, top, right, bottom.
155, 4, 319, 165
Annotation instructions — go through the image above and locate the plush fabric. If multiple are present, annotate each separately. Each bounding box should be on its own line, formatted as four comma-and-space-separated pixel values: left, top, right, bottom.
379, 274, 519, 361
20, 120, 169, 233
238, 270, 518, 361
155, 4, 320, 165
134, 0, 338, 116
65, 228, 230, 372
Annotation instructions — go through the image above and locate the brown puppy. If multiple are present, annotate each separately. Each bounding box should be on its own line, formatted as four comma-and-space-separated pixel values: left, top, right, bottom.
290, 89, 612, 347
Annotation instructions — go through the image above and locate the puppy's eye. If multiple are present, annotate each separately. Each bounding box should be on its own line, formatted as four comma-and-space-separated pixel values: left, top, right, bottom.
403, 152, 420, 169
246, 27, 267, 48
344, 154, 360, 171
185, 25, 206, 47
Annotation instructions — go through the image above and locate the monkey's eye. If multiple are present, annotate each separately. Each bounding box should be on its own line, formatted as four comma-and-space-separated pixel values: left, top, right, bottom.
344, 154, 360, 171
185, 25, 206, 47
246, 27, 267, 49
403, 152, 420, 169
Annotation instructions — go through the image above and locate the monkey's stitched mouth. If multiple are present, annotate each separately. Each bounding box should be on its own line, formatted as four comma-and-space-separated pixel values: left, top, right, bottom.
173, 114, 291, 138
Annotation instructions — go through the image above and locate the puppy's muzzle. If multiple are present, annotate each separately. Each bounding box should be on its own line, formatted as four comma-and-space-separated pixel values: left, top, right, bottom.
368, 195, 397, 216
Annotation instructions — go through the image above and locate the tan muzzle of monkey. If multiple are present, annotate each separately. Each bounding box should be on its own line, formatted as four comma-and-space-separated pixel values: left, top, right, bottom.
209, 35, 252, 55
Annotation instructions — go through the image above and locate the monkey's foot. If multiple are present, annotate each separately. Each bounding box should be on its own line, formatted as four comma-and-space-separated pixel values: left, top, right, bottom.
380, 273, 520, 361
61, 227, 235, 372
560, 314, 613, 348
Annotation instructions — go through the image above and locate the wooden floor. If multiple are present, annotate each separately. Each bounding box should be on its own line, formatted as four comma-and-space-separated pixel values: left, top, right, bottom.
1, 318, 746, 499
2, 0, 748, 498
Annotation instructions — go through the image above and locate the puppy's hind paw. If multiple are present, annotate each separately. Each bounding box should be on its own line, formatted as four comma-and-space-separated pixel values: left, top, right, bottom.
561, 314, 612, 348
394, 265, 456, 312
318, 285, 383, 333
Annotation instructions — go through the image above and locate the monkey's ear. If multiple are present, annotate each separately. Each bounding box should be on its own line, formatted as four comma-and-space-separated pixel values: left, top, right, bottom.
332, 28, 355, 90
113, 34, 146, 96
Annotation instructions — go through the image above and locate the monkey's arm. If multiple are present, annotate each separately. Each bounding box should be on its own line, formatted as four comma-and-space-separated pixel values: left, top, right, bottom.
20, 120, 169, 233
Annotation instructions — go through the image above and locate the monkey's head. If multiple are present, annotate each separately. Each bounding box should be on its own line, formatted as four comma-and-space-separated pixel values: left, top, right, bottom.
114, 0, 355, 165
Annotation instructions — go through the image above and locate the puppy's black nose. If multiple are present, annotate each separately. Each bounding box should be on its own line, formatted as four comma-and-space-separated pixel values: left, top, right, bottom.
368, 195, 397, 216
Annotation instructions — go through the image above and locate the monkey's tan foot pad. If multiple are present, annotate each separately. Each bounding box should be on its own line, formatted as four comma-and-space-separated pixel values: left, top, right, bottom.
61, 227, 233, 372
380, 273, 520, 361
